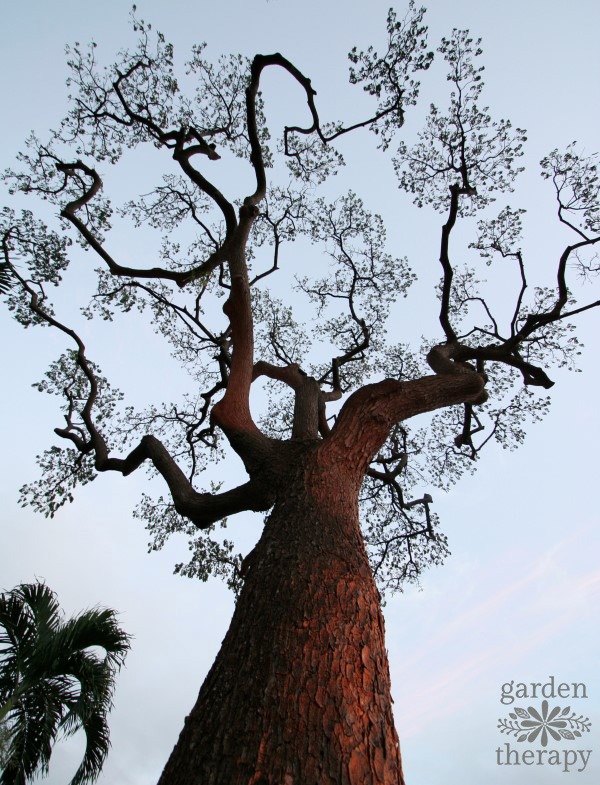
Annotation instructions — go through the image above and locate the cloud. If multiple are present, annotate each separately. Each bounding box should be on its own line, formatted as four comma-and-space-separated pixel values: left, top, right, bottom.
391, 531, 599, 738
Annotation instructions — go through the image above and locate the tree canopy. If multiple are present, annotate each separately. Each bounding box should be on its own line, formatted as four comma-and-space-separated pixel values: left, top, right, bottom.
1, 3, 599, 779
2, 5, 598, 598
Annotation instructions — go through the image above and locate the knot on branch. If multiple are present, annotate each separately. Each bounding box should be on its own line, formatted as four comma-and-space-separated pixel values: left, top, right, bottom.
427, 343, 488, 404
240, 202, 260, 218
427, 343, 472, 375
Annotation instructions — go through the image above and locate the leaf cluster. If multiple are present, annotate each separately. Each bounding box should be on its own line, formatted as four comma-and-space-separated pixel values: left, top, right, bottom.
0, 582, 130, 785
395, 30, 526, 213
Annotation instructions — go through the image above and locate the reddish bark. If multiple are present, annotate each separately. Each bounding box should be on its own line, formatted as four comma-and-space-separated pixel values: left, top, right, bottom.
156, 371, 486, 784
211, 211, 262, 437
157, 449, 404, 785
323, 373, 486, 477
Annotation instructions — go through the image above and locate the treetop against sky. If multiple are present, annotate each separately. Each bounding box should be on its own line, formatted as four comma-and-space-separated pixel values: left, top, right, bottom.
2, 4, 598, 594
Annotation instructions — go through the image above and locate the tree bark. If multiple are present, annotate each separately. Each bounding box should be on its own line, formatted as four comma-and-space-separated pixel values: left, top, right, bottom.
157, 445, 404, 785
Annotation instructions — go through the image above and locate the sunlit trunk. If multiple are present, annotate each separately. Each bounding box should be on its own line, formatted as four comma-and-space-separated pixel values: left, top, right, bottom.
157, 450, 404, 785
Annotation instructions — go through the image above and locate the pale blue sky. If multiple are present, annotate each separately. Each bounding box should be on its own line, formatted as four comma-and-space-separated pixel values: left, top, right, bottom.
1, 2, 599, 783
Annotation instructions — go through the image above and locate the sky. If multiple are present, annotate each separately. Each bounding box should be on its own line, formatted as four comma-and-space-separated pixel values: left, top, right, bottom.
1, 1, 599, 784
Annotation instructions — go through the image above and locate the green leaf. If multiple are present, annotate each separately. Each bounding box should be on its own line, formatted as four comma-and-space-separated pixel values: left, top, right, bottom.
0, 582, 130, 785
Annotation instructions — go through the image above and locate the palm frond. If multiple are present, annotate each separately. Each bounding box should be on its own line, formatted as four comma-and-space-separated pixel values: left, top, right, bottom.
65, 711, 111, 785
0, 583, 130, 785
0, 594, 34, 652
51, 608, 131, 671
12, 583, 63, 636
0, 262, 13, 295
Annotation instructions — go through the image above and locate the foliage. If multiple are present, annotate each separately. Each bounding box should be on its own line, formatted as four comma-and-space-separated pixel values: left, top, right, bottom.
395, 30, 526, 213
1, 5, 599, 598
0, 582, 130, 785
0, 722, 10, 770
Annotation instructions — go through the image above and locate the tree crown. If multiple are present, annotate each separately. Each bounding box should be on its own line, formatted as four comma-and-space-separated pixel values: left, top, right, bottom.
2, 4, 599, 595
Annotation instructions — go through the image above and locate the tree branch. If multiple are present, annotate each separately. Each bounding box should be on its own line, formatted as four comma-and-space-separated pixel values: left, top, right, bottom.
55, 161, 228, 287
98, 435, 274, 527
8, 257, 273, 527
210, 206, 263, 437
252, 360, 304, 390
320, 372, 486, 477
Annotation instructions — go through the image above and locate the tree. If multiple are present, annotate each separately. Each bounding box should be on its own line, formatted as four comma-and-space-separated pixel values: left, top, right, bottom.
1, 3, 599, 783
0, 582, 130, 785
0, 723, 10, 771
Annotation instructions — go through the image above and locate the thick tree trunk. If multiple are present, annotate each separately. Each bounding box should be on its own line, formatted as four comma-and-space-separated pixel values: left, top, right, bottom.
158, 448, 404, 785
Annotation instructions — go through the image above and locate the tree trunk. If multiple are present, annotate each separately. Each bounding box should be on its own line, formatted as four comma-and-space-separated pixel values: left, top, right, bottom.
157, 447, 404, 785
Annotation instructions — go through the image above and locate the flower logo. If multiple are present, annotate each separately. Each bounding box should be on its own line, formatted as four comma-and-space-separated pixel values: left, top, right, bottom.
498, 700, 591, 746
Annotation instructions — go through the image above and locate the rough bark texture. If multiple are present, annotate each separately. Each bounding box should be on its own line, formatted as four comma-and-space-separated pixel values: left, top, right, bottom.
157, 373, 486, 784
157, 445, 404, 785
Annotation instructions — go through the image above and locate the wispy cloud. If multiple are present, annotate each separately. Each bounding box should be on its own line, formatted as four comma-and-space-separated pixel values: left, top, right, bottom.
391, 530, 599, 738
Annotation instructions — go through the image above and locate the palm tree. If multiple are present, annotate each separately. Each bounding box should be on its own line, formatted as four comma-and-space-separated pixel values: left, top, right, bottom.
0, 582, 131, 785
0, 721, 10, 769
0, 261, 13, 295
